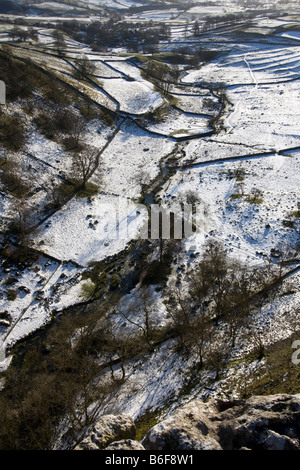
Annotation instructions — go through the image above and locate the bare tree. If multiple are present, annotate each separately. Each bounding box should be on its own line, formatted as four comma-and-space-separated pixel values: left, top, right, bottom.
248, 187, 263, 204
193, 20, 200, 36
52, 30, 66, 56
134, 168, 151, 200
184, 189, 201, 207
73, 55, 96, 80
206, 340, 230, 380
8, 194, 34, 248
190, 308, 213, 368
70, 146, 99, 189
116, 287, 158, 346
164, 283, 193, 344
189, 240, 229, 324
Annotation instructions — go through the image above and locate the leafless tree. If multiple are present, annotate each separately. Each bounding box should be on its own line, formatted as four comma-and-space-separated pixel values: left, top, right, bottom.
116, 287, 158, 346
73, 55, 96, 80
52, 29, 66, 56
248, 187, 263, 203
164, 282, 193, 343
70, 145, 100, 189
206, 340, 230, 380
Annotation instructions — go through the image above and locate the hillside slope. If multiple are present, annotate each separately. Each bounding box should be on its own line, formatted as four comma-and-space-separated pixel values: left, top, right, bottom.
0, 2, 299, 450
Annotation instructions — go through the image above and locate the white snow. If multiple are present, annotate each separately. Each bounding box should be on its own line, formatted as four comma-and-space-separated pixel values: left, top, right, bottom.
33, 193, 148, 265
158, 150, 300, 265
0, 257, 84, 359
102, 77, 164, 114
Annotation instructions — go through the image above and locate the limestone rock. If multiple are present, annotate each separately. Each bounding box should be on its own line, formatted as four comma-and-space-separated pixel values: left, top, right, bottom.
216, 394, 300, 450
142, 400, 222, 450
75, 414, 136, 450
142, 394, 300, 451
105, 439, 146, 450
259, 430, 299, 450
75, 394, 300, 451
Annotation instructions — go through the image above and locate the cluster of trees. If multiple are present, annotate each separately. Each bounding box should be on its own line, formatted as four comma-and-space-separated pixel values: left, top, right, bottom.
59, 19, 171, 52
163, 239, 294, 378
0, 235, 183, 449
0, 151, 44, 253
52, 29, 66, 56
0, 47, 39, 102
0, 292, 159, 449
141, 59, 179, 95
8, 27, 38, 42
0, 113, 26, 152
33, 101, 101, 192
138, 238, 182, 286
32, 103, 101, 209
0, 0, 27, 14
192, 12, 256, 36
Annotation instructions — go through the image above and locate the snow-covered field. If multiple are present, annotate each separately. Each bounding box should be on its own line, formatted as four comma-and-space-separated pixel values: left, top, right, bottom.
159, 150, 300, 264
94, 121, 175, 197
0, 256, 84, 368
145, 109, 213, 138
222, 81, 300, 150
186, 5, 244, 16
278, 30, 300, 42
175, 92, 219, 115
181, 43, 300, 150
101, 77, 164, 114
84, 0, 145, 9
33, 193, 148, 265
182, 44, 300, 86
32, 120, 175, 264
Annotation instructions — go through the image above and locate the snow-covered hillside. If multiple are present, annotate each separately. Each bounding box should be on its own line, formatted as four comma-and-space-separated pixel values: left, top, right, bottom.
0, 1, 299, 450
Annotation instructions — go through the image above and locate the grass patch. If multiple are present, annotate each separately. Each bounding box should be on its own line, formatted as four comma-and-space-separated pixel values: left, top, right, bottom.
247, 196, 263, 204
135, 408, 165, 442
80, 280, 97, 301
146, 102, 171, 123
227, 335, 300, 398
236, 175, 245, 182
227, 350, 263, 369
132, 54, 148, 65
168, 129, 188, 137
252, 198, 263, 204
250, 336, 300, 396
163, 91, 179, 107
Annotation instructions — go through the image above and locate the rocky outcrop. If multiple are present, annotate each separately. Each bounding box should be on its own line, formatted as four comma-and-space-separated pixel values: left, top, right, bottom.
75, 394, 300, 450
214, 394, 300, 450
142, 394, 300, 451
142, 399, 222, 450
75, 414, 136, 450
